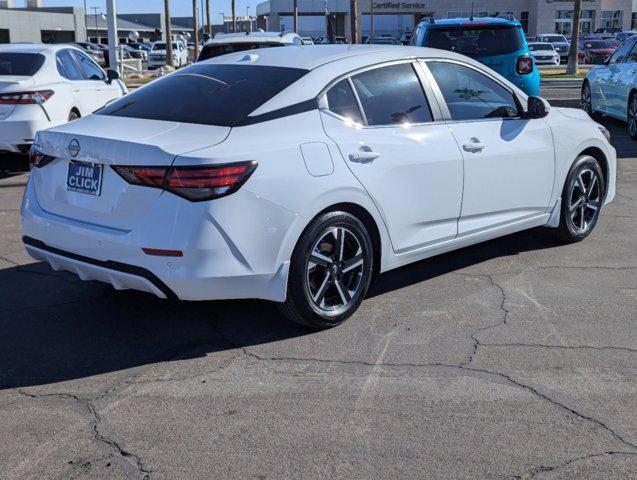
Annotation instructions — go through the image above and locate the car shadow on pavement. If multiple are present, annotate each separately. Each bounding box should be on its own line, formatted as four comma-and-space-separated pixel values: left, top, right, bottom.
0, 226, 562, 391
0, 153, 29, 180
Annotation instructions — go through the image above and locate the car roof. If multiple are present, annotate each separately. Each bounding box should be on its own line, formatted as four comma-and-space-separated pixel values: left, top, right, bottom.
194, 44, 527, 117
425, 17, 521, 28
0, 43, 74, 54
206, 31, 299, 45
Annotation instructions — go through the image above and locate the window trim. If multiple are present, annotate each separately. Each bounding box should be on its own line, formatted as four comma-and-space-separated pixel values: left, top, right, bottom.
56, 48, 85, 81
420, 58, 526, 124
70, 48, 106, 81
318, 59, 445, 129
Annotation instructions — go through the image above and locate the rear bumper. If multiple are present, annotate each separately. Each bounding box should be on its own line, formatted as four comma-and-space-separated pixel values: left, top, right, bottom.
0, 117, 48, 153
20, 175, 295, 302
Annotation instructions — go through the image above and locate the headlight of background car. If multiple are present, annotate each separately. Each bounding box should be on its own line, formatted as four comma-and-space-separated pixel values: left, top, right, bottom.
598, 126, 611, 143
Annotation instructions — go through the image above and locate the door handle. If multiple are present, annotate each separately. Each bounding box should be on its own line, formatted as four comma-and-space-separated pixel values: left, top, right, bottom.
462, 139, 487, 153
349, 149, 380, 163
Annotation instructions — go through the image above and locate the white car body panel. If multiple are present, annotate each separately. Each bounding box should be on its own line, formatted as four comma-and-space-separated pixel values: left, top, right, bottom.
21, 45, 616, 303
0, 43, 125, 153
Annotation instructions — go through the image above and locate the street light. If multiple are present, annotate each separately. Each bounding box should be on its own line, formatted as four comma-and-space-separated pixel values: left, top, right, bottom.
219, 12, 225, 33
91, 7, 101, 43
246, 6, 251, 33
82, 0, 88, 41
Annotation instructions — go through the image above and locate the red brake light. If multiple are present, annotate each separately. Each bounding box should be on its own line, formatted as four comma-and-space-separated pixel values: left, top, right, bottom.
517, 56, 534, 74
29, 146, 56, 168
0, 90, 54, 105
112, 161, 257, 201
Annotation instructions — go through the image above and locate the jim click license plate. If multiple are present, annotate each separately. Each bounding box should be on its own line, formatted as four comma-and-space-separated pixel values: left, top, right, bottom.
67, 161, 103, 196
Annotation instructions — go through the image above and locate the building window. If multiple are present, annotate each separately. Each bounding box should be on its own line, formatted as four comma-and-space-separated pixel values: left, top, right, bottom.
600, 10, 623, 29
632, 13, 637, 30
555, 10, 595, 36
520, 11, 529, 33
0, 29, 9, 44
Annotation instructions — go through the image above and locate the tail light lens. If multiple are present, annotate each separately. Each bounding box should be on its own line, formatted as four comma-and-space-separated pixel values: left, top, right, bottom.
0, 90, 54, 105
29, 146, 56, 168
517, 56, 534, 75
112, 161, 257, 202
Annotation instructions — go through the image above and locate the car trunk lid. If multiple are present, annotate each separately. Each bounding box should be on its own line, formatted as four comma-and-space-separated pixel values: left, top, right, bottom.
32, 115, 231, 230
0, 75, 35, 119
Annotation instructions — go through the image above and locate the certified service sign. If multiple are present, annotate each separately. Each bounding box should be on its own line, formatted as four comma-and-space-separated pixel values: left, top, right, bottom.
68, 139, 81, 158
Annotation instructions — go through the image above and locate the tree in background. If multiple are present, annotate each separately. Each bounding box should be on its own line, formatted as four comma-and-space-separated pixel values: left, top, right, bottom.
164, 0, 173, 67
566, 0, 582, 75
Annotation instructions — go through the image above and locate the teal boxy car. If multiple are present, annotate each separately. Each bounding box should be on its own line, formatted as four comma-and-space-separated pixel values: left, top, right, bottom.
411, 17, 540, 96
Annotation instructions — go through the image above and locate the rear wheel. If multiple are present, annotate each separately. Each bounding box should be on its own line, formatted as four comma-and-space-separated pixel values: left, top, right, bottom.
279, 211, 373, 329
555, 155, 604, 243
68, 110, 79, 122
627, 92, 637, 140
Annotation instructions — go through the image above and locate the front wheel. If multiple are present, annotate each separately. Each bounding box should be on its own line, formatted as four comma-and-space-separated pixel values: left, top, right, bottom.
627, 93, 637, 140
581, 82, 601, 121
279, 211, 374, 329
555, 155, 605, 243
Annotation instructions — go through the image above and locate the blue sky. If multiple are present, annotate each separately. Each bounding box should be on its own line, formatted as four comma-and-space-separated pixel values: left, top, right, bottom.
33, 0, 259, 23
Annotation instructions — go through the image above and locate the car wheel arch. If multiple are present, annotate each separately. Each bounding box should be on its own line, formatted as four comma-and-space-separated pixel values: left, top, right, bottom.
579, 146, 609, 200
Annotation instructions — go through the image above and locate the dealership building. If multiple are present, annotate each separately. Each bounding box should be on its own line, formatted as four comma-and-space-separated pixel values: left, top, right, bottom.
256, 0, 635, 39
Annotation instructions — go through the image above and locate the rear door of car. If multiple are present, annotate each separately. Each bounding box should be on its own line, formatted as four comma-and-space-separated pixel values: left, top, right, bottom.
320, 61, 464, 253
600, 39, 634, 118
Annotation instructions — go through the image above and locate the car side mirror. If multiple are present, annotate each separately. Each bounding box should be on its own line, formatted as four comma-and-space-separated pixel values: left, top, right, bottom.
524, 96, 550, 119
106, 68, 120, 84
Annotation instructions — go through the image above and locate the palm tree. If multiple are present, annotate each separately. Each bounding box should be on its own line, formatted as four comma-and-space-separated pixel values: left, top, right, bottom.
294, 0, 299, 33
192, 0, 199, 59
232, 0, 236, 33
566, 0, 582, 75
350, 0, 358, 43
164, 0, 173, 67
206, 0, 211, 36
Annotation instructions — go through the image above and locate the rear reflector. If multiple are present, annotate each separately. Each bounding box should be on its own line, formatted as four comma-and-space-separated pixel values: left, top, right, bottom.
112, 161, 257, 202
29, 146, 56, 168
0, 90, 54, 105
517, 56, 534, 74
142, 248, 183, 257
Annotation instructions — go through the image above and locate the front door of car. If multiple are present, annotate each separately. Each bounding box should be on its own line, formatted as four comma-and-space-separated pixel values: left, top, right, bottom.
320, 62, 464, 253
602, 39, 635, 117
70, 50, 118, 112
424, 60, 554, 236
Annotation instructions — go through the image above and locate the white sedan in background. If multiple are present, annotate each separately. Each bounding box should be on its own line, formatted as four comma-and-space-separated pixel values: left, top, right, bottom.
22, 46, 615, 328
528, 42, 560, 65
0, 43, 126, 155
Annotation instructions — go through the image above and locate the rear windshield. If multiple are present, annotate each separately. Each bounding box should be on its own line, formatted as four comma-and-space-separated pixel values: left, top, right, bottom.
585, 41, 612, 49
97, 64, 308, 126
423, 25, 525, 57
529, 43, 554, 51
198, 42, 283, 62
543, 35, 567, 43
0, 53, 46, 76
152, 42, 177, 50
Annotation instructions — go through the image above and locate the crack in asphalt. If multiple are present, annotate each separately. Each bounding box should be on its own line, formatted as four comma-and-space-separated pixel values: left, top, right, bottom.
526, 450, 637, 479
17, 386, 151, 479
478, 342, 637, 354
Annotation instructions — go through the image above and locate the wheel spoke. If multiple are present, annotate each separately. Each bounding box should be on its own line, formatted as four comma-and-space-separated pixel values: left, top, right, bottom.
336, 227, 345, 261
342, 253, 364, 273
587, 200, 599, 211
334, 279, 351, 305
589, 174, 597, 193
580, 205, 586, 230
309, 252, 332, 269
569, 197, 583, 212
312, 273, 330, 305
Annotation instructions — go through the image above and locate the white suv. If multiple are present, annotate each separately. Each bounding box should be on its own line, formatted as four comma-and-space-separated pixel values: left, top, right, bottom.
148, 41, 188, 69
197, 32, 303, 62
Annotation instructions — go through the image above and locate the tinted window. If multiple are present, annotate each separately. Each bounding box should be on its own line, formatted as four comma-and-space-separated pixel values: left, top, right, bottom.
0, 53, 45, 76
325, 79, 363, 123
72, 51, 105, 80
97, 64, 308, 126
56, 50, 84, 80
198, 42, 284, 62
428, 61, 518, 120
421, 25, 525, 57
609, 39, 634, 64
351, 63, 432, 126
627, 40, 637, 63
529, 43, 554, 51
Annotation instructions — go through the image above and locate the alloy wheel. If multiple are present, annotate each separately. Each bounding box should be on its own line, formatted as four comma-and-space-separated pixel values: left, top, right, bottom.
305, 226, 365, 313
628, 95, 637, 138
567, 168, 601, 234
581, 83, 592, 114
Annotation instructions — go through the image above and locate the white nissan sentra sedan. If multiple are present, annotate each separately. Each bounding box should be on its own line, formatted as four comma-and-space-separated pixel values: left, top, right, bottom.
22, 45, 616, 328
0, 43, 126, 155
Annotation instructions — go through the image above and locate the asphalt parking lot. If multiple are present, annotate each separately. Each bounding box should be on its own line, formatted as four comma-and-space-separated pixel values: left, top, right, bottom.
1, 102, 635, 478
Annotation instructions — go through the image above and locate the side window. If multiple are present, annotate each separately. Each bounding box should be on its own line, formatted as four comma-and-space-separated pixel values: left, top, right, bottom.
625, 39, 637, 63
72, 50, 105, 80
428, 61, 519, 121
609, 40, 633, 64
350, 63, 433, 126
325, 79, 363, 124
56, 50, 84, 81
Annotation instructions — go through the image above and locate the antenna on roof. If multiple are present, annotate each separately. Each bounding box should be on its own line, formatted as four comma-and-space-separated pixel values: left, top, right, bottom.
470, 2, 474, 22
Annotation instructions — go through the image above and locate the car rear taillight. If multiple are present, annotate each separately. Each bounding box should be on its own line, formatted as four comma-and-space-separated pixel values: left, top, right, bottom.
112, 161, 257, 201
517, 56, 534, 74
0, 90, 54, 105
29, 146, 56, 168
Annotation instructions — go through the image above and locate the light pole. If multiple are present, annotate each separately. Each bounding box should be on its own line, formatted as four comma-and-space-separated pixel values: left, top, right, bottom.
219, 13, 225, 33
164, 0, 173, 68
82, 0, 88, 42
192, 0, 199, 59
247, 6, 251, 33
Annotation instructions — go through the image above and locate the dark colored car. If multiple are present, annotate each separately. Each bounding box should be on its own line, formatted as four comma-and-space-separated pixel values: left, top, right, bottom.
579, 39, 616, 64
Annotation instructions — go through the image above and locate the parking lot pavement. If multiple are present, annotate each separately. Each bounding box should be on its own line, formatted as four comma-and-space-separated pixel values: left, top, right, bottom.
1, 116, 635, 479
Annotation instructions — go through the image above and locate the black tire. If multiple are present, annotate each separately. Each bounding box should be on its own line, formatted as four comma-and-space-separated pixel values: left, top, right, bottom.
555, 155, 605, 243
581, 81, 601, 121
627, 92, 637, 140
68, 110, 79, 122
278, 211, 374, 329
